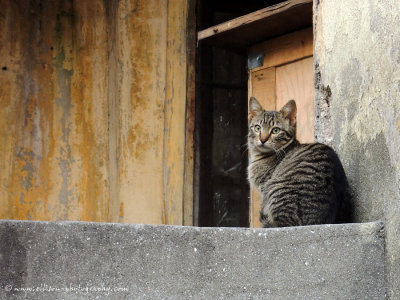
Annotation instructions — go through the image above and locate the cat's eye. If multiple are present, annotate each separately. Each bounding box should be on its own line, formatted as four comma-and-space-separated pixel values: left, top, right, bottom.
254, 125, 261, 133
271, 127, 280, 134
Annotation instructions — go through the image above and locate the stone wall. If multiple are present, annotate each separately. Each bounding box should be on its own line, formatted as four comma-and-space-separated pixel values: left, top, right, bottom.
314, 0, 400, 297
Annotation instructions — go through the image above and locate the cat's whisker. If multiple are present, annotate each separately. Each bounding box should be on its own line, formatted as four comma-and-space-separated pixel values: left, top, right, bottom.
241, 150, 248, 159
240, 143, 249, 157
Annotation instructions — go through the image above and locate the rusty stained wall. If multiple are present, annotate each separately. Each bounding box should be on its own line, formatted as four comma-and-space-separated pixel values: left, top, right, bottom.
0, 0, 194, 225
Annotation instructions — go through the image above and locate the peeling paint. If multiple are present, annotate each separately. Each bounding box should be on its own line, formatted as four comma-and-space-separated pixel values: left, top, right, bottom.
0, 1, 111, 221
119, 0, 168, 225
54, 5, 74, 209
0, 0, 193, 226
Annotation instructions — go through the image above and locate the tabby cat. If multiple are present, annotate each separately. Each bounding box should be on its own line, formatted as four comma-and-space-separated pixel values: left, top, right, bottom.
247, 97, 351, 227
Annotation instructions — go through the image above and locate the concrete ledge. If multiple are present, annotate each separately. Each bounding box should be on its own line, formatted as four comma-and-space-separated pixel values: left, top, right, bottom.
0, 220, 385, 299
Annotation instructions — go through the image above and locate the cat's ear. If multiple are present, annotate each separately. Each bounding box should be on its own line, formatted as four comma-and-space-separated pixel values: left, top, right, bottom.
280, 100, 297, 126
249, 97, 264, 120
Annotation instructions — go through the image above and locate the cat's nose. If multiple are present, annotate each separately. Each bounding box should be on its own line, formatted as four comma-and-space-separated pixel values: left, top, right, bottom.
260, 134, 268, 144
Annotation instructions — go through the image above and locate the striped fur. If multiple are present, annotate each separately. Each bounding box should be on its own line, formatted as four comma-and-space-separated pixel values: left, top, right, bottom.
248, 97, 351, 227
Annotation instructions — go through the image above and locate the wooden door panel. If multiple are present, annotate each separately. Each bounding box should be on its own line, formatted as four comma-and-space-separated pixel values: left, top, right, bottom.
276, 57, 314, 143
250, 67, 276, 110
249, 27, 313, 71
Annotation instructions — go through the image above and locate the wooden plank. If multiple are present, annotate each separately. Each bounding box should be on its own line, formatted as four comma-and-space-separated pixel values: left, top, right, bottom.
248, 67, 276, 228
163, 0, 189, 225
0, 1, 22, 219
250, 68, 276, 110
183, 0, 196, 226
276, 57, 315, 143
197, 0, 312, 52
105, 0, 121, 223
249, 27, 313, 71
70, 0, 110, 221
118, 0, 168, 224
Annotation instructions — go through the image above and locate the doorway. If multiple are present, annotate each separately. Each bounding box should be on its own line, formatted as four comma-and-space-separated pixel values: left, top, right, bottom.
195, 0, 313, 227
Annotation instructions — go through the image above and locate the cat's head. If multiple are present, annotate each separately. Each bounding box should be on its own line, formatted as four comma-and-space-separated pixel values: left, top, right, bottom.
248, 97, 297, 155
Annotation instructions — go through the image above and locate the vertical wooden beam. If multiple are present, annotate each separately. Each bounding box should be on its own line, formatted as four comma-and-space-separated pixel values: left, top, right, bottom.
183, 0, 196, 226
0, 1, 23, 219
105, 0, 121, 223
164, 0, 188, 225
70, 0, 110, 222
117, 0, 168, 224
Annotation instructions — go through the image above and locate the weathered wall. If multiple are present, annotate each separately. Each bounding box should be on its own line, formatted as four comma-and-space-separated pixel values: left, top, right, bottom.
314, 0, 400, 297
0, 0, 195, 225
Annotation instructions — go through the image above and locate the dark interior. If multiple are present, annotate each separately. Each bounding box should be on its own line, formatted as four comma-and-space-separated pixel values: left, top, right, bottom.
195, 1, 287, 227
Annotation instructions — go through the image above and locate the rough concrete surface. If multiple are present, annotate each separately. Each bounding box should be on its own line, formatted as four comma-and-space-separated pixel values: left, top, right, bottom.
0, 220, 385, 300
314, 0, 400, 298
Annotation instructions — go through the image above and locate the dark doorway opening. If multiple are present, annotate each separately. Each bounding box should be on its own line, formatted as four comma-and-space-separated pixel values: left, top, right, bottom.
194, 1, 284, 227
